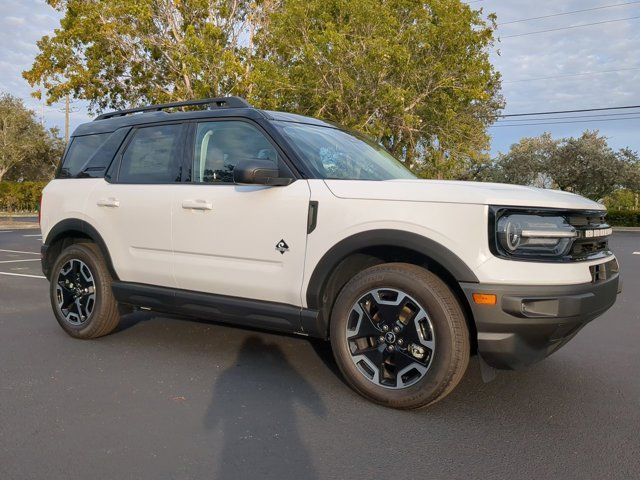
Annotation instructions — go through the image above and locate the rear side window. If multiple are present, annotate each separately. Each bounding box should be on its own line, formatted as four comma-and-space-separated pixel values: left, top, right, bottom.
58, 133, 110, 178
82, 128, 130, 178
117, 124, 183, 184
58, 129, 129, 179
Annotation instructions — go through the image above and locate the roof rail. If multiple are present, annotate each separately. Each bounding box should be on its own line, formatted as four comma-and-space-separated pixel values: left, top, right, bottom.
94, 96, 252, 121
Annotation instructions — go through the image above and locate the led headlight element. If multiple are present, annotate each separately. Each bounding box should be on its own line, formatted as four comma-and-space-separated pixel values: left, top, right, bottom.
496, 214, 577, 258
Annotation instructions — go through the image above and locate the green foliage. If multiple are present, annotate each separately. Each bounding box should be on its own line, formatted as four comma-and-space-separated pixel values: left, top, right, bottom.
484, 131, 640, 201
252, 0, 503, 178
0, 181, 47, 212
606, 210, 640, 227
24, 0, 503, 179
0, 93, 64, 182
23, 0, 274, 110
603, 189, 640, 211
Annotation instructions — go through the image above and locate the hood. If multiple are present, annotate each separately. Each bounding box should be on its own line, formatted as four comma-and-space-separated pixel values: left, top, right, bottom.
324, 179, 604, 211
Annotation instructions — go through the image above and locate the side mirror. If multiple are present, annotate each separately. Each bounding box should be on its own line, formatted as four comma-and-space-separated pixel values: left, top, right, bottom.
233, 159, 293, 186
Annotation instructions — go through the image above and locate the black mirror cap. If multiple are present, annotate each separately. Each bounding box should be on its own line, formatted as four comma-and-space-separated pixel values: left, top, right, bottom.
233, 159, 293, 186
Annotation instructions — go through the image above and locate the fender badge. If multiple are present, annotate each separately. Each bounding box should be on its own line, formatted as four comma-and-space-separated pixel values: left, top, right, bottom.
275, 239, 289, 254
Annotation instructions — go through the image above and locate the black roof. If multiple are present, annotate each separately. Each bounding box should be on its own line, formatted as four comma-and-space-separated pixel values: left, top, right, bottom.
72, 97, 337, 137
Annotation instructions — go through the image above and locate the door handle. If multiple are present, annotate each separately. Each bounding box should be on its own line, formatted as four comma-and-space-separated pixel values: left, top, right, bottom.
97, 197, 120, 208
182, 199, 213, 211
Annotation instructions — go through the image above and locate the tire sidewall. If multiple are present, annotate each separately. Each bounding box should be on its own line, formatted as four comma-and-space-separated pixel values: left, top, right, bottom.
330, 265, 466, 408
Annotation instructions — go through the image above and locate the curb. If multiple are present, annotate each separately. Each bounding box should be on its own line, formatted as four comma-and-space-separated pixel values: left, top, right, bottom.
613, 227, 640, 232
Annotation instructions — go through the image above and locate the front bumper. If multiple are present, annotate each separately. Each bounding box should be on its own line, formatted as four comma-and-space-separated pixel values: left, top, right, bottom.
460, 267, 620, 370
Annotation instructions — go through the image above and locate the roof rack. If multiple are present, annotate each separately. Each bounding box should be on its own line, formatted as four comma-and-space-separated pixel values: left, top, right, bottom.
94, 96, 252, 121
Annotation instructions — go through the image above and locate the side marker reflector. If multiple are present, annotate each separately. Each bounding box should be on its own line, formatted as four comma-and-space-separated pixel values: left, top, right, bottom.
473, 293, 497, 305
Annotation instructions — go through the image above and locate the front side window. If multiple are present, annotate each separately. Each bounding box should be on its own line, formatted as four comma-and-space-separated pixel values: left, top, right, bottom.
274, 122, 415, 181
192, 121, 280, 183
118, 124, 183, 183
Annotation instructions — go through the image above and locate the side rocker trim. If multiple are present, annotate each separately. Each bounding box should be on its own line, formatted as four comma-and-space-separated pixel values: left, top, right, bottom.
305, 229, 479, 310
111, 281, 323, 337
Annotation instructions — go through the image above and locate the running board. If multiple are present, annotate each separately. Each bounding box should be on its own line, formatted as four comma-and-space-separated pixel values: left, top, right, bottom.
111, 281, 323, 338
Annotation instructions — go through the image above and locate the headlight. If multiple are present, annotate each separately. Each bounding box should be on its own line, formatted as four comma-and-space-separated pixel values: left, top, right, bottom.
495, 213, 577, 258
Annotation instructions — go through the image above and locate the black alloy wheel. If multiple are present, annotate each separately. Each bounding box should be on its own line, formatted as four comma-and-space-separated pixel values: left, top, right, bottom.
55, 258, 96, 325
346, 287, 435, 389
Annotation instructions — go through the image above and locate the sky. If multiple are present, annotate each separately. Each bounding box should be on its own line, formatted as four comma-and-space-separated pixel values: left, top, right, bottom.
0, 0, 639, 155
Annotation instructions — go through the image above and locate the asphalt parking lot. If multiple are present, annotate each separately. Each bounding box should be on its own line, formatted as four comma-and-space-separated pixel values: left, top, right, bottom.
1, 229, 638, 480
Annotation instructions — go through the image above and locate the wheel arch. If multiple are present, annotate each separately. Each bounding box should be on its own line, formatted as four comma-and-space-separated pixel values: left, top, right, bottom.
305, 229, 479, 342
43, 218, 118, 281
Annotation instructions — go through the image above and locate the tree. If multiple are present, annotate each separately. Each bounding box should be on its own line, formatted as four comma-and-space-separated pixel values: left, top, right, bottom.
486, 131, 638, 201
617, 148, 640, 192
24, 0, 503, 179
482, 133, 556, 187
550, 131, 622, 200
0, 93, 64, 182
252, 0, 503, 178
23, 0, 271, 111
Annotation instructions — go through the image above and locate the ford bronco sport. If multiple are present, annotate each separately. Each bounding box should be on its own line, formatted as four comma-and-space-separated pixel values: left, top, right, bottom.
40, 97, 620, 409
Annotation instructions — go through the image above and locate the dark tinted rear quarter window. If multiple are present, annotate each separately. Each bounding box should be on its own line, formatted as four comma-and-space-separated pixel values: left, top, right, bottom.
58, 133, 110, 178
82, 128, 130, 177
118, 124, 183, 184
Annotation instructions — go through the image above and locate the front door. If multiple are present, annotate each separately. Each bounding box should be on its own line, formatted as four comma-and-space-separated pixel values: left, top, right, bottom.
172, 120, 310, 306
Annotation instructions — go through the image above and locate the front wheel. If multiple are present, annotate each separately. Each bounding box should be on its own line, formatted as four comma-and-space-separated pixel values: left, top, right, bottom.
49, 242, 121, 339
330, 263, 469, 409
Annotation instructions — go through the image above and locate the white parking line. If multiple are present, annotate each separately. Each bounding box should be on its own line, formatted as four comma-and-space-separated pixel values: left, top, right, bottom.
0, 271, 46, 279
23, 234, 42, 237
633, 252, 640, 255
0, 231, 14, 233
0, 259, 40, 264
0, 249, 40, 255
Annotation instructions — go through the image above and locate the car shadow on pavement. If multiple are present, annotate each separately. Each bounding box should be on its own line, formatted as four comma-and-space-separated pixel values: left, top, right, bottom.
203, 336, 327, 480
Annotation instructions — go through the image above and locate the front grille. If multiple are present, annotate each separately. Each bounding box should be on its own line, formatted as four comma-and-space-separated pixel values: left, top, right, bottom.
567, 212, 612, 261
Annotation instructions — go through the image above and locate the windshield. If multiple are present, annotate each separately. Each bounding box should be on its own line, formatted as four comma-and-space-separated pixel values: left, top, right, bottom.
275, 122, 416, 180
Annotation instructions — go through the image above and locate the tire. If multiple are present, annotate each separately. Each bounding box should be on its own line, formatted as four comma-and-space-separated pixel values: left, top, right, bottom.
49, 242, 121, 339
330, 263, 469, 409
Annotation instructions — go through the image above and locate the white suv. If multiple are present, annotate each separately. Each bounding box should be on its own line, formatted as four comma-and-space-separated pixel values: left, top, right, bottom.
40, 97, 620, 409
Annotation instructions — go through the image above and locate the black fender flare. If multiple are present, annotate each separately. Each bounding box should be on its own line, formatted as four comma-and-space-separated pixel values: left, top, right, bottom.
43, 218, 118, 280
305, 229, 479, 310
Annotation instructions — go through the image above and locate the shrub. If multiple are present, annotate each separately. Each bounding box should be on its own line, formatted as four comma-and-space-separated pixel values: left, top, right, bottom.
0, 181, 48, 213
606, 210, 640, 227
603, 189, 639, 211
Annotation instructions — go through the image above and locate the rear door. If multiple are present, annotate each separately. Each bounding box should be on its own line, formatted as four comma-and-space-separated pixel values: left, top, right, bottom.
85, 123, 186, 287
171, 119, 310, 306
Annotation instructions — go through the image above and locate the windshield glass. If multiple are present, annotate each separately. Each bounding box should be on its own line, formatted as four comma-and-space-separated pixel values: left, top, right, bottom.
275, 122, 416, 180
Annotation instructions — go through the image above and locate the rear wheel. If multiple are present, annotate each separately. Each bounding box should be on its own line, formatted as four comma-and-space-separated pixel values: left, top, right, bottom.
330, 263, 469, 409
50, 242, 121, 339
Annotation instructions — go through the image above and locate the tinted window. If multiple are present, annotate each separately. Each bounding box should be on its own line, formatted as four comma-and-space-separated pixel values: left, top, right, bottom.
192, 121, 279, 183
81, 127, 130, 178
118, 124, 183, 183
59, 133, 110, 178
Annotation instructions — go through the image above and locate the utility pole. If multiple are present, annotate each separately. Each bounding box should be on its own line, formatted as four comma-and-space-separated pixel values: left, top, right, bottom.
65, 94, 70, 144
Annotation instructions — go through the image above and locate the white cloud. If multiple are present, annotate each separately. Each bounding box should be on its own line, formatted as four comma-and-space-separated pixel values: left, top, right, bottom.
478, 0, 640, 153
0, 0, 91, 134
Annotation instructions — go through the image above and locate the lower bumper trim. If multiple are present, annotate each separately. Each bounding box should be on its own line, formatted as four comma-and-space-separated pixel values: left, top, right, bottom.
460, 273, 620, 370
